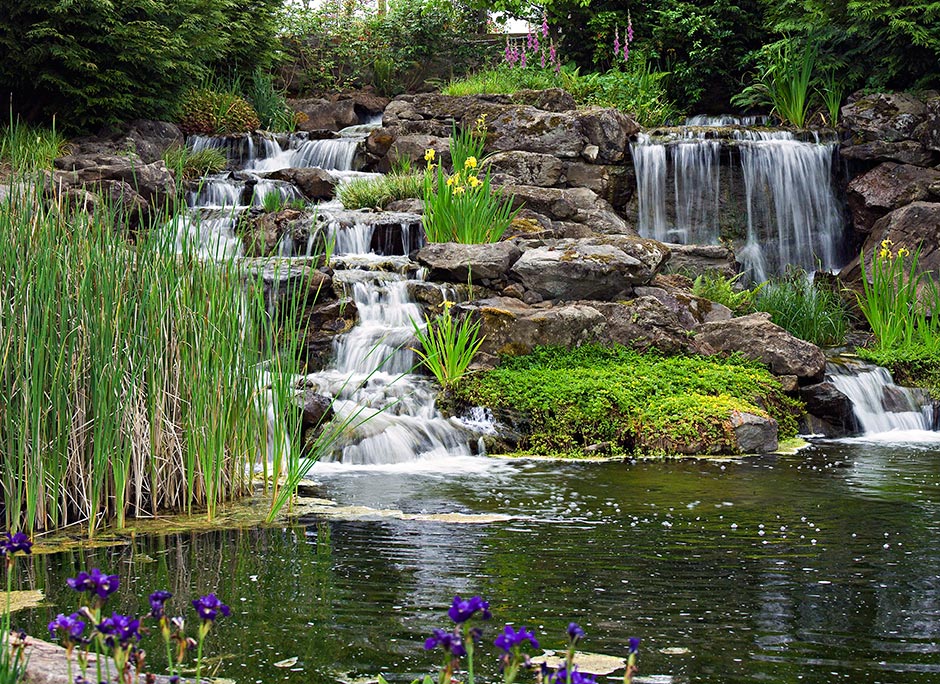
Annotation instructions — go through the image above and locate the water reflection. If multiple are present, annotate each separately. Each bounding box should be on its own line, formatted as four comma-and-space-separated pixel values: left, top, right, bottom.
15, 443, 940, 684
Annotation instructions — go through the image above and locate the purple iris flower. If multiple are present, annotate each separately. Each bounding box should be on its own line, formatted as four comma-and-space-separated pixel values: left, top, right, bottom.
424, 628, 467, 657
448, 595, 491, 624
67, 568, 120, 599
0, 531, 32, 556
148, 590, 172, 619
567, 622, 585, 642
48, 613, 86, 642
552, 667, 596, 684
192, 593, 230, 623
628, 637, 640, 654
97, 613, 141, 647
494, 624, 539, 653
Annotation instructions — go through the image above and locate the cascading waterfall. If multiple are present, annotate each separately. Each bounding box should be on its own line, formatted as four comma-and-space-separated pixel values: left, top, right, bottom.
631, 123, 845, 281
828, 360, 936, 435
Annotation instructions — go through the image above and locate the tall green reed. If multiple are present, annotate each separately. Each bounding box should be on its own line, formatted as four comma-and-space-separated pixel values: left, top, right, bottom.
0, 174, 310, 534
411, 301, 485, 391
754, 269, 848, 347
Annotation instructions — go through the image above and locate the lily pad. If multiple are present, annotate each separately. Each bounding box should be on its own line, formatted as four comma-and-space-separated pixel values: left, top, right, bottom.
529, 650, 625, 675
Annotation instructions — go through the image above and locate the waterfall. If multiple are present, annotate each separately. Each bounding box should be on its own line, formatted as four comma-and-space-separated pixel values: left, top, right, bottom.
828, 360, 936, 435
685, 114, 769, 127
631, 124, 845, 281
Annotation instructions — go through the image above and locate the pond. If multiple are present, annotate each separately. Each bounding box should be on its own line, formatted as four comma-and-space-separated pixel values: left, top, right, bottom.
15, 438, 940, 684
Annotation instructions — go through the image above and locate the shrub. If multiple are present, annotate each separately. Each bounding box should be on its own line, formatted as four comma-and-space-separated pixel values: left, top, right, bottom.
162, 146, 228, 181
177, 88, 261, 136
692, 272, 758, 313
453, 345, 802, 456
754, 269, 848, 346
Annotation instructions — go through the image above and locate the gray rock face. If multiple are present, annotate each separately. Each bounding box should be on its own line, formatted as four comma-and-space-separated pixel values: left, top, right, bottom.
510, 236, 667, 301
290, 97, 360, 132
563, 162, 633, 209
415, 242, 523, 282
662, 243, 738, 279
385, 133, 450, 170
576, 108, 639, 163
842, 92, 929, 143
509, 88, 577, 112
799, 381, 858, 437
846, 162, 940, 233
594, 297, 698, 354
695, 312, 826, 381
840, 139, 938, 167
503, 185, 634, 235
486, 106, 585, 158
729, 411, 779, 454
54, 153, 176, 210
484, 151, 565, 187
265, 167, 337, 200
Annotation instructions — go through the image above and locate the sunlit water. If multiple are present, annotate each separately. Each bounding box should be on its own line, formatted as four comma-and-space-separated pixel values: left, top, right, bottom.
16, 442, 940, 684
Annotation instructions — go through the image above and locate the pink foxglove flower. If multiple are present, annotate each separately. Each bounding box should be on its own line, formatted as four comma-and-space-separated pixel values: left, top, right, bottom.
614, 26, 620, 57
520, 49, 527, 68
623, 43, 630, 62
627, 12, 634, 42
542, 13, 549, 38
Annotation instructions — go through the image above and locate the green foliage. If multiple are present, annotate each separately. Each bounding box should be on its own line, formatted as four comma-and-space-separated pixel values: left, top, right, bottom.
856, 345, 940, 395
858, 240, 940, 353
454, 345, 801, 456
0, 179, 309, 535
244, 70, 298, 132
0, 116, 69, 172
337, 171, 424, 210
817, 70, 845, 127
754, 270, 848, 346
178, 88, 261, 135
692, 272, 758, 313
443, 65, 565, 96
281, 0, 486, 96
411, 303, 485, 391
262, 190, 288, 214
732, 40, 817, 128
162, 146, 228, 181
422, 123, 518, 244
0, 0, 285, 132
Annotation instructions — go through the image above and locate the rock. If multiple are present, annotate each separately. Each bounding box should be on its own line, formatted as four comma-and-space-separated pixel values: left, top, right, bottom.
290, 97, 359, 132
563, 162, 633, 209
840, 139, 938, 167
237, 208, 305, 256
840, 202, 940, 290
509, 88, 577, 112
842, 92, 928, 143
502, 185, 634, 235
729, 411, 779, 453
576, 107, 640, 163
662, 243, 738, 279
486, 106, 585, 158
594, 297, 698, 354
366, 128, 395, 157
120, 119, 185, 163
510, 236, 668, 301
347, 89, 390, 116
384, 133, 450, 171
299, 390, 334, 431
415, 241, 522, 283
265, 167, 337, 200
24, 636, 177, 684
53, 153, 176, 215
633, 285, 718, 328
917, 92, 940, 152
302, 299, 359, 371
468, 297, 606, 361
483, 150, 564, 187
846, 162, 940, 233
799, 381, 858, 437
695, 312, 826, 381
777, 375, 799, 392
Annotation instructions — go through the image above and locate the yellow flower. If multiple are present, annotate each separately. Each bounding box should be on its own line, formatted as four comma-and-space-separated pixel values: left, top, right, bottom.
464, 156, 478, 170
442, 300, 454, 311
467, 174, 481, 189
897, 246, 910, 258
446, 172, 460, 187
454, 185, 466, 195
475, 113, 488, 131
424, 148, 436, 162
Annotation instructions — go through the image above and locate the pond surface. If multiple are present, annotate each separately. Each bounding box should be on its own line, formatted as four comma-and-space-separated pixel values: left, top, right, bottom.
16, 438, 940, 684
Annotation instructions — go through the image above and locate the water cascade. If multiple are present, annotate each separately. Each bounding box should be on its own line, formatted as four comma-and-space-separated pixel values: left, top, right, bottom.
828, 359, 937, 435
631, 123, 845, 281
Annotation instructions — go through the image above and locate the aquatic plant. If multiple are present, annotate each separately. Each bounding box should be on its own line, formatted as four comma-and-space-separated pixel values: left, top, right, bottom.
162, 145, 228, 182
817, 70, 845, 127
1, 533, 31, 684
337, 169, 424, 210
262, 189, 288, 213
0, 115, 69, 172
692, 272, 758, 314
733, 40, 817, 128
755, 270, 849, 347
411, 301, 485, 391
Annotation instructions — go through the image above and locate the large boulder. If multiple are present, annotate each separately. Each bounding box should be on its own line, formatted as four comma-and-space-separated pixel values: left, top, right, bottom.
53, 153, 176, 211
502, 185, 634, 235
840, 139, 938, 168
695, 312, 826, 381
384, 133, 450, 171
510, 236, 668, 301
265, 167, 337, 201
509, 88, 577, 112
593, 297, 699, 354
290, 97, 360, 132
563, 162, 633, 209
415, 242, 522, 283
846, 162, 940, 233
575, 107, 639, 163
483, 151, 565, 187
661, 243, 738, 279
799, 381, 859, 437
842, 92, 929, 143
485, 106, 585, 158
918, 92, 940, 152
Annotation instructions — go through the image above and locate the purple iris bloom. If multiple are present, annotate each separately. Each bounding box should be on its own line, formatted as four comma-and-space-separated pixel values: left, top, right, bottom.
424, 628, 467, 657
552, 667, 596, 684
0, 531, 32, 556
448, 595, 491, 624
192, 593, 230, 623
48, 613, 86, 642
66, 568, 120, 599
97, 613, 141, 647
567, 622, 585, 642
628, 637, 640, 654
494, 624, 539, 653
148, 590, 172, 619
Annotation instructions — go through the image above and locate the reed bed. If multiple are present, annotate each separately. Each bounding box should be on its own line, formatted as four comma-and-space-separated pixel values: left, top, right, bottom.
0, 179, 306, 535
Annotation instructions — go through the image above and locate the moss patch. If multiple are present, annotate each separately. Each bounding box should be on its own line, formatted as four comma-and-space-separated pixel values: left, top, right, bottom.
454, 345, 803, 457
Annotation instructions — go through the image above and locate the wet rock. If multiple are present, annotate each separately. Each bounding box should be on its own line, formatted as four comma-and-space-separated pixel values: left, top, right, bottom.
840, 139, 938, 167
633, 285, 718, 328
510, 236, 667, 301
483, 150, 564, 187
302, 299, 359, 371
415, 241, 522, 283
237, 208, 305, 256
265, 167, 337, 200
509, 88, 577, 112
502, 185, 634, 235
842, 92, 929, 143
299, 390, 334, 431
662, 243, 738, 279
799, 381, 858, 437
594, 297, 698, 354
576, 107, 639, 163
730, 411, 779, 454
695, 312, 826, 381
917, 92, 940, 152
563, 162, 633, 209
347, 89, 390, 117
846, 162, 940, 233
290, 97, 359, 132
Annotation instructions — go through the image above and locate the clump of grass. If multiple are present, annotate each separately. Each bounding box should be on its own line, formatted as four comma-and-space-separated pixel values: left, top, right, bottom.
692, 271, 758, 313
261, 189, 288, 213
754, 269, 849, 346
411, 302, 484, 391
0, 115, 69, 172
0, 180, 312, 535
443, 66, 563, 96
453, 345, 802, 456
163, 145, 228, 181
337, 172, 424, 209
244, 69, 298, 132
